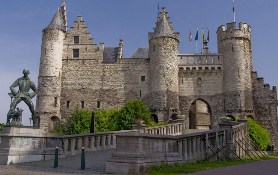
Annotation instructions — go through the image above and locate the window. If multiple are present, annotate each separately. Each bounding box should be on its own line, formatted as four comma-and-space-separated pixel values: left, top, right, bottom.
73, 49, 79, 58
97, 101, 101, 109
67, 101, 70, 108
81, 101, 84, 108
141, 76, 145, 82
54, 97, 58, 107
74, 36, 80, 44
140, 91, 142, 97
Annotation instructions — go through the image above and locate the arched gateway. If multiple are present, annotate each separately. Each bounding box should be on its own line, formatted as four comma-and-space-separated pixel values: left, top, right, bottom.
189, 99, 212, 129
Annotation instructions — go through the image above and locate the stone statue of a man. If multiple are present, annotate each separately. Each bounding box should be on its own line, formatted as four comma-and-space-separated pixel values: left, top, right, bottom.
7, 69, 37, 126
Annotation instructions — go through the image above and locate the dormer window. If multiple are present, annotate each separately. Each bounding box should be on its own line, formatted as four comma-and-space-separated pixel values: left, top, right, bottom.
74, 36, 80, 44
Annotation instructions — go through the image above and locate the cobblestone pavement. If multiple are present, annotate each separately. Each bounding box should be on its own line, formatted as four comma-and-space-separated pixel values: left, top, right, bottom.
0, 149, 115, 175
187, 158, 278, 175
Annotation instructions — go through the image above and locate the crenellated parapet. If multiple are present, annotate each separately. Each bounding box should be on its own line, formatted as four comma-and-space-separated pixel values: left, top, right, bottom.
217, 22, 251, 42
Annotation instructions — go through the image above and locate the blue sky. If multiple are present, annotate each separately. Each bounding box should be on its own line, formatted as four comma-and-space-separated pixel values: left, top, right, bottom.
0, 0, 277, 125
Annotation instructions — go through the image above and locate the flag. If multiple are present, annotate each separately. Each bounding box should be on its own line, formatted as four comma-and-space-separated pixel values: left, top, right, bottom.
189, 29, 192, 42
195, 28, 198, 41
202, 28, 205, 42
207, 28, 210, 42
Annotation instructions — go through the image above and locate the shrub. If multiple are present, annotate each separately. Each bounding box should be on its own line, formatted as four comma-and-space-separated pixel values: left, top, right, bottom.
65, 108, 92, 135
52, 100, 153, 134
112, 100, 152, 130
95, 109, 119, 132
0, 123, 4, 131
247, 118, 270, 150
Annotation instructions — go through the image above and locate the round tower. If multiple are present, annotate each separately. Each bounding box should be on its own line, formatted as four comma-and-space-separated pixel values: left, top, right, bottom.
36, 9, 66, 132
148, 7, 180, 121
217, 22, 253, 117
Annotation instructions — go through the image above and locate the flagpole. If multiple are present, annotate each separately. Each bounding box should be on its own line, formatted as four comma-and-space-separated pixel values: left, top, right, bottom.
195, 41, 198, 53
233, 0, 236, 22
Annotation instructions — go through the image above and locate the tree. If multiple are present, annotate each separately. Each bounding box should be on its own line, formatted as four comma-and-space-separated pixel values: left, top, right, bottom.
113, 100, 152, 130
65, 109, 92, 135
95, 109, 119, 132
247, 118, 270, 150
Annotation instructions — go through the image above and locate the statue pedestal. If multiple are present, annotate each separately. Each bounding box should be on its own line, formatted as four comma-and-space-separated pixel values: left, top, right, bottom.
0, 126, 60, 165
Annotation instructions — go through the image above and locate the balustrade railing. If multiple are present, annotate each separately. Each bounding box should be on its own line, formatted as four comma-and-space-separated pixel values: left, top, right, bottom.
141, 122, 185, 136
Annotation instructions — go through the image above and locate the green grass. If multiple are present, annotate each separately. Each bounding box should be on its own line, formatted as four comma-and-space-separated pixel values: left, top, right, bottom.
147, 155, 278, 175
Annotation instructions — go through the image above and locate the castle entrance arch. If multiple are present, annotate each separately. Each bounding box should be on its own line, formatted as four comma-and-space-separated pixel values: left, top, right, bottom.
189, 99, 212, 129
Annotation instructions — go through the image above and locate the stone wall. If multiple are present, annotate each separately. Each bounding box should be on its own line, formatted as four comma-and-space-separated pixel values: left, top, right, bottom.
60, 58, 150, 121
252, 71, 278, 151
148, 37, 179, 121
36, 28, 64, 132
217, 22, 253, 113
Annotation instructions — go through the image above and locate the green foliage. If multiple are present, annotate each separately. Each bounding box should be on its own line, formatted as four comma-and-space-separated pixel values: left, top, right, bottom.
52, 100, 153, 134
65, 108, 92, 135
0, 123, 4, 131
112, 100, 152, 130
95, 109, 119, 132
148, 121, 168, 127
147, 159, 254, 175
247, 118, 270, 150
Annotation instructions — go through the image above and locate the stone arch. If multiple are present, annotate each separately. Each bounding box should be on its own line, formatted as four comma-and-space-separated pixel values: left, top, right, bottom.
151, 114, 158, 123
49, 116, 60, 132
226, 115, 236, 121
189, 99, 212, 129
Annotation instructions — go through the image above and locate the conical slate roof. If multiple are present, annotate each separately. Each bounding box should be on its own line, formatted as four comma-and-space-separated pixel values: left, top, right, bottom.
45, 9, 66, 31
149, 7, 179, 40
153, 7, 175, 37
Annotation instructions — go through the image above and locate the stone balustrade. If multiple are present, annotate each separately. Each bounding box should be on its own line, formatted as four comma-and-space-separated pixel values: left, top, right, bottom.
141, 122, 185, 136
106, 122, 248, 175
45, 132, 117, 156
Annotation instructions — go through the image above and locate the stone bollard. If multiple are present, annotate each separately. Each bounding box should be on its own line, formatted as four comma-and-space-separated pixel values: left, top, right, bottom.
81, 147, 85, 170
54, 147, 58, 168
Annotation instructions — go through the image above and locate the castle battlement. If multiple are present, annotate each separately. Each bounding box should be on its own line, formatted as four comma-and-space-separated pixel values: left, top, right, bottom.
217, 22, 251, 41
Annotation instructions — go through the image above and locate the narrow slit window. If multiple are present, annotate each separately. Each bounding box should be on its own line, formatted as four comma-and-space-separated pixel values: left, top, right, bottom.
97, 101, 101, 109
54, 97, 58, 107
81, 101, 84, 108
67, 101, 70, 108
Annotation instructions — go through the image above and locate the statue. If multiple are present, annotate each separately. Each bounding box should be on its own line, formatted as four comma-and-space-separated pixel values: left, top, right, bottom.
6, 69, 37, 126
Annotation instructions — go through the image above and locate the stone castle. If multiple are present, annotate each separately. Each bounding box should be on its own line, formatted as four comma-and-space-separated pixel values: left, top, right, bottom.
35, 1, 278, 147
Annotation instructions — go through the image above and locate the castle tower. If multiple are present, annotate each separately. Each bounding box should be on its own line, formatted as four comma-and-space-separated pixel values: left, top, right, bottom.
217, 22, 254, 117
36, 8, 66, 132
148, 7, 180, 121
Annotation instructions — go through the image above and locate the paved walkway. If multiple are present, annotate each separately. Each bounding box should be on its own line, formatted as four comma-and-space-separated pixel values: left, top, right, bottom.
187, 158, 278, 175
0, 151, 277, 175
0, 149, 115, 175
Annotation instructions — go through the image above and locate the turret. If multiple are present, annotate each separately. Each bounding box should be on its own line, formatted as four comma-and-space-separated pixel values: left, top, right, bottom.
217, 22, 253, 117
148, 7, 180, 121
36, 7, 66, 133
